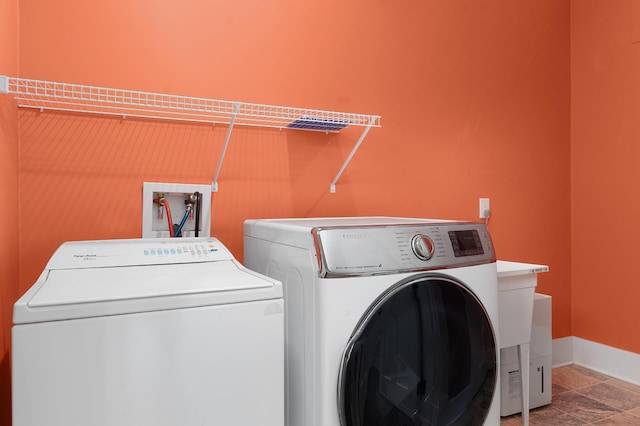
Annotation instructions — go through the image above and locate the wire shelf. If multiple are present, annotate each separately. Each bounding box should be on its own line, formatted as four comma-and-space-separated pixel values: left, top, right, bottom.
0, 75, 381, 192
0, 76, 380, 131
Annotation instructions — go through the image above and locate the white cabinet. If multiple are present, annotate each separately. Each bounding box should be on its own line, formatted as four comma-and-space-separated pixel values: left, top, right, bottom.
500, 294, 552, 416
497, 261, 549, 425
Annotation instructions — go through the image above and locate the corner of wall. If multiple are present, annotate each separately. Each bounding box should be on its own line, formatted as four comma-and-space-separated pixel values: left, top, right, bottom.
553, 336, 640, 386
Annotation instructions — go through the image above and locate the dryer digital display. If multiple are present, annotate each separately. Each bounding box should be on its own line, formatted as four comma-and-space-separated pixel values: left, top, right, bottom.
449, 230, 485, 257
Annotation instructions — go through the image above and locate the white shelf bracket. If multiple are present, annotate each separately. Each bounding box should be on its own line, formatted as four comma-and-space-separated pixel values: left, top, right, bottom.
211, 102, 240, 192
330, 116, 376, 193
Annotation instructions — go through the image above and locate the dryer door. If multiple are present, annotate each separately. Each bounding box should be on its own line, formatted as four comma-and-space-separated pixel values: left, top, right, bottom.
338, 273, 496, 426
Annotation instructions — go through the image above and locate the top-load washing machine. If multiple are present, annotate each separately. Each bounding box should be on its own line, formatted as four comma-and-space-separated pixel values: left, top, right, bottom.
244, 217, 500, 426
13, 237, 284, 426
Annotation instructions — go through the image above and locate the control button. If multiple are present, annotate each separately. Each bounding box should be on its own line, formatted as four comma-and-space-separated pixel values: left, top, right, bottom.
177, 248, 183, 254
164, 249, 170, 255
150, 250, 156, 255
144, 250, 149, 256
170, 249, 176, 254
411, 233, 435, 261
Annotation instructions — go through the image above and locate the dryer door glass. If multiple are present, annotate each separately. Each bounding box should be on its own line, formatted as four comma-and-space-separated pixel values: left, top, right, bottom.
338, 274, 496, 426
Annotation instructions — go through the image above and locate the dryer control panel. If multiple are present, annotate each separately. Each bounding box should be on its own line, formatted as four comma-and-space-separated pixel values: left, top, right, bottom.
313, 222, 495, 277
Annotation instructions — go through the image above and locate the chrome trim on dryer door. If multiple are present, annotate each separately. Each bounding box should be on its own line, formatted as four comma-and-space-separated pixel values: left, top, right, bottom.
337, 273, 497, 425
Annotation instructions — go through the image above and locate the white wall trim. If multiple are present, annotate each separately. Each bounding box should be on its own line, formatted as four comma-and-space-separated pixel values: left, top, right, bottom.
552, 336, 640, 386
552, 336, 574, 367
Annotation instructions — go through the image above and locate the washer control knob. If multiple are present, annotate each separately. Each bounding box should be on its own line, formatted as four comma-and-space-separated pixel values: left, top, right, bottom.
411, 234, 435, 261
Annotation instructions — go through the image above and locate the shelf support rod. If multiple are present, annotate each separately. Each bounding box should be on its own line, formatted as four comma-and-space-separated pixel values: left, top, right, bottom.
330, 116, 376, 193
211, 102, 240, 192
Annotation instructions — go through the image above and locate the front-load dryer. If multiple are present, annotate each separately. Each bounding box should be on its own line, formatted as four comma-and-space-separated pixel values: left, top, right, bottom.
244, 217, 500, 426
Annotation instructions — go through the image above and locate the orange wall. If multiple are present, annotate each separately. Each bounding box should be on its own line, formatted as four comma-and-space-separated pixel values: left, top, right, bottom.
0, 97, 18, 426
0, 0, 18, 423
6, 2, 574, 417
16, 0, 571, 330
571, 0, 640, 354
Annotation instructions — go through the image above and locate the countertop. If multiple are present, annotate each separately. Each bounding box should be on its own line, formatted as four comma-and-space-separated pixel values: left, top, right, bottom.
496, 260, 549, 278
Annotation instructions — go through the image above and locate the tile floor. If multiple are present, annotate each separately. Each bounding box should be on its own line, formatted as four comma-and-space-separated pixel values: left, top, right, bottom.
500, 364, 640, 425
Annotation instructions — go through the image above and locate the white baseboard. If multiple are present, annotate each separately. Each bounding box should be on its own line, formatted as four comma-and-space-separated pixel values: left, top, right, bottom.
552, 336, 574, 367
552, 336, 640, 386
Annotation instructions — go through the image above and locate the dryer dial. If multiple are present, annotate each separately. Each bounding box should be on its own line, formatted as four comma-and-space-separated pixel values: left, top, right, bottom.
411, 234, 435, 261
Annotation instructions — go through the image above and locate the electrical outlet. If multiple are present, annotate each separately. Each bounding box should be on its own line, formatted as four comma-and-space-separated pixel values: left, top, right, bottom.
142, 182, 212, 238
479, 198, 490, 219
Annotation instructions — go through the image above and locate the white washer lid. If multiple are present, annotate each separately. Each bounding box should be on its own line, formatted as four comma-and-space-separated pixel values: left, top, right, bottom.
14, 238, 282, 324
33, 261, 274, 306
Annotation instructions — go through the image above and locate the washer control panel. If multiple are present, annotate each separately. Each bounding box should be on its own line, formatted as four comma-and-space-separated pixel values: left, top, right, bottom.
313, 222, 495, 277
45, 237, 233, 270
